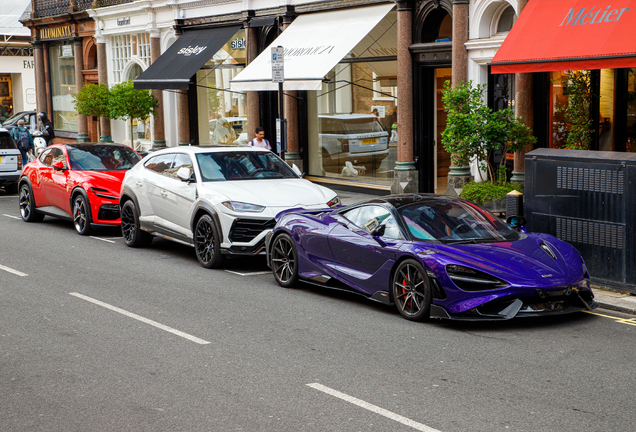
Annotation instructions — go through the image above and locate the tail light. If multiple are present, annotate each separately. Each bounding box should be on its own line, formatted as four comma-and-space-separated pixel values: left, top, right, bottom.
339, 139, 349, 152
18, 157, 23, 170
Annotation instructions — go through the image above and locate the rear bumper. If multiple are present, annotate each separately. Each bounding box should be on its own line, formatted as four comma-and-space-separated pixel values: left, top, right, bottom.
0, 172, 21, 185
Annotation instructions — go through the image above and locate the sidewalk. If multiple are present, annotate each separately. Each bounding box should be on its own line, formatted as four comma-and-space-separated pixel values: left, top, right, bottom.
334, 189, 636, 315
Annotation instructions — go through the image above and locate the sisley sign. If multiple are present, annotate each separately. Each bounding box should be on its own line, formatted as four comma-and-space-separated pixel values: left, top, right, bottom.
177, 45, 207, 56
560, 5, 630, 25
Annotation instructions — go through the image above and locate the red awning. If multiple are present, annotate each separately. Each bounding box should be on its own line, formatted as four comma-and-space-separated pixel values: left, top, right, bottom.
491, 0, 636, 74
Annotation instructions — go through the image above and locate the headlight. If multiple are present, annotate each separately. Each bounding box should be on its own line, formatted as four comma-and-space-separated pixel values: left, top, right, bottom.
446, 265, 507, 291
90, 187, 118, 200
327, 196, 341, 207
221, 201, 265, 213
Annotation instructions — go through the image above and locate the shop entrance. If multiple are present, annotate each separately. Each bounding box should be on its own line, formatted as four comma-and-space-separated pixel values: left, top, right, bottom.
0, 74, 14, 122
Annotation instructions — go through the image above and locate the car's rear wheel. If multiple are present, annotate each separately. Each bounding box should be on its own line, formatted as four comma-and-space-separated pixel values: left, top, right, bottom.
391, 259, 431, 321
73, 193, 93, 236
194, 214, 224, 269
271, 233, 299, 288
121, 200, 153, 248
19, 183, 44, 222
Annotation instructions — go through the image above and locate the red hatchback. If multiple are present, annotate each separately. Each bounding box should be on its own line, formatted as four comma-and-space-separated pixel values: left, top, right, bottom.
18, 143, 142, 235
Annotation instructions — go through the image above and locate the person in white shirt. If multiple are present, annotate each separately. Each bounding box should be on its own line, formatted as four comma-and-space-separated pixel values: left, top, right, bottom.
248, 127, 271, 150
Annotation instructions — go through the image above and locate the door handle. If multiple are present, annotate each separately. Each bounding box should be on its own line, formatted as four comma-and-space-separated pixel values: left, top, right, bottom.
161, 190, 168, 197
135, 180, 143, 187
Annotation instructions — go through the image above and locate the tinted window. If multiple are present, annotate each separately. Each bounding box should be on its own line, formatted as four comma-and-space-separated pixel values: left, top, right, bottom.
399, 199, 519, 243
342, 118, 385, 134
169, 153, 193, 179
196, 151, 297, 181
39, 148, 54, 165
343, 205, 402, 239
68, 145, 141, 171
50, 148, 67, 169
0, 134, 16, 149
145, 154, 176, 175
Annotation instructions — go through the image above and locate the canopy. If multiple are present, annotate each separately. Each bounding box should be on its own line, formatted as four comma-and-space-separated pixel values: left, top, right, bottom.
134, 25, 241, 90
229, 4, 394, 91
491, 0, 636, 74
0, 0, 31, 36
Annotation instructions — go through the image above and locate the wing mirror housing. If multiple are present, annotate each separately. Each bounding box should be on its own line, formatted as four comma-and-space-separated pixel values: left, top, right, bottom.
506, 215, 527, 232
52, 161, 65, 170
291, 164, 304, 178
176, 166, 195, 183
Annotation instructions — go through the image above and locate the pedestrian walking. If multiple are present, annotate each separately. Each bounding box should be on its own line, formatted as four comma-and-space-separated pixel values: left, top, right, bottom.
10, 119, 33, 166
248, 127, 272, 150
37, 112, 55, 146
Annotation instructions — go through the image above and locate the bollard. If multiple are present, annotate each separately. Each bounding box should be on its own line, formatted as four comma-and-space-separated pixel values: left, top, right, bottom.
506, 190, 523, 218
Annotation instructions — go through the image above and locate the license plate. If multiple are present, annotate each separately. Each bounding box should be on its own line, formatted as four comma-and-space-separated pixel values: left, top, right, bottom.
361, 138, 377, 145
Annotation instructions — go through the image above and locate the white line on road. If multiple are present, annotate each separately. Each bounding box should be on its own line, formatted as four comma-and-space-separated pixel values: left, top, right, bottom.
3, 214, 21, 220
0, 196, 17, 199
90, 236, 116, 243
0, 264, 28, 277
307, 383, 442, 432
224, 270, 271, 276
69, 292, 211, 345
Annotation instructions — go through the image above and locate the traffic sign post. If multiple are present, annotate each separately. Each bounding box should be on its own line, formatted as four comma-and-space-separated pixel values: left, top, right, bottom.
272, 46, 286, 159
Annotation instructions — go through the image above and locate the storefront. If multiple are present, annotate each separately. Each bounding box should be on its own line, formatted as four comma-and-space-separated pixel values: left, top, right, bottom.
492, 0, 636, 153
230, 4, 398, 189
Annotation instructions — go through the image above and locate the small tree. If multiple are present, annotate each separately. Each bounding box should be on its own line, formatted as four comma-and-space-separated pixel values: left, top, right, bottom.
73, 83, 112, 139
441, 80, 536, 185
109, 80, 159, 149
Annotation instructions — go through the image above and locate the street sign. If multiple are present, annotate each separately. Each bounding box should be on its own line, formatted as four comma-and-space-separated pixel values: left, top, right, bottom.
271, 46, 284, 83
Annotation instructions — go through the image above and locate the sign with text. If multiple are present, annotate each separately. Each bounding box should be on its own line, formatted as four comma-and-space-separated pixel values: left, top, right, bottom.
40, 25, 72, 40
271, 46, 284, 83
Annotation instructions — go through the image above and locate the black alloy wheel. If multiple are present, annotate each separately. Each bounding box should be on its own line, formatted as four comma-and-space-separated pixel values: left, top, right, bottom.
392, 259, 432, 321
194, 214, 224, 269
120, 200, 153, 248
271, 233, 299, 288
73, 194, 93, 236
19, 183, 44, 222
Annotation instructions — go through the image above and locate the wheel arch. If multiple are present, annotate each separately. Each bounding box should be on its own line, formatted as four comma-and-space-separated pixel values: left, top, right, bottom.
191, 201, 223, 238
387, 254, 432, 303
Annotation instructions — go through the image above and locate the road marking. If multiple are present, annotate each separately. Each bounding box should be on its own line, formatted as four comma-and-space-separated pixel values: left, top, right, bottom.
3, 214, 21, 220
69, 292, 211, 345
584, 310, 636, 326
0, 196, 18, 199
224, 270, 271, 276
307, 383, 442, 432
0, 264, 28, 277
90, 236, 116, 244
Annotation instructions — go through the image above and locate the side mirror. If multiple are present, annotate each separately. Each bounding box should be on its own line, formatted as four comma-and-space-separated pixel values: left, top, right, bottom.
176, 166, 195, 183
291, 164, 303, 177
506, 215, 527, 231
371, 223, 386, 237
52, 161, 65, 170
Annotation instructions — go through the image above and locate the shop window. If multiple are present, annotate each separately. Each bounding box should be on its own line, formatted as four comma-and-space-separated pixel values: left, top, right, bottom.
372, 72, 398, 103
112, 35, 133, 84
0, 75, 13, 121
625, 69, 636, 151
49, 45, 77, 132
195, 29, 248, 146
495, 6, 516, 34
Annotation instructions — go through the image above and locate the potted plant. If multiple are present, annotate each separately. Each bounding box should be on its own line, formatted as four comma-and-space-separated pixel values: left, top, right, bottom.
73, 83, 112, 140
440, 80, 536, 209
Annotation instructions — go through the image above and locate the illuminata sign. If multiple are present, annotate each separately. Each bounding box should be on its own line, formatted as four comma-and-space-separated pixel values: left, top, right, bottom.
40, 25, 72, 40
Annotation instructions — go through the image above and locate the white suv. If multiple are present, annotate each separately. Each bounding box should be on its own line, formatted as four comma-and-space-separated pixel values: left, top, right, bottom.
319, 114, 389, 170
0, 127, 22, 194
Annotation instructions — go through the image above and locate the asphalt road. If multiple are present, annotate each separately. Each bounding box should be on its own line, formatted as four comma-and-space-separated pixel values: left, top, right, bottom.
1, 189, 635, 432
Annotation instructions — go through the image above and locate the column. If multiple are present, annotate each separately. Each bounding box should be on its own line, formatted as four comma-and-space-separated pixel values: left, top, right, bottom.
150, 31, 166, 148
74, 38, 89, 143
391, 0, 418, 194
32, 41, 47, 115
96, 35, 112, 142
511, 0, 533, 184
445, 0, 471, 196
245, 25, 260, 144
281, 16, 301, 170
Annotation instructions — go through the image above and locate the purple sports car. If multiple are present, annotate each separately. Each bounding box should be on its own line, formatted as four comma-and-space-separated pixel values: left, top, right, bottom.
265, 194, 598, 321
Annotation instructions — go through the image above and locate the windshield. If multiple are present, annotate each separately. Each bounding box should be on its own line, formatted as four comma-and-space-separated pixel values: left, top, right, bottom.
399, 199, 519, 243
67, 145, 141, 171
196, 151, 298, 181
342, 118, 385, 134
1, 112, 25, 126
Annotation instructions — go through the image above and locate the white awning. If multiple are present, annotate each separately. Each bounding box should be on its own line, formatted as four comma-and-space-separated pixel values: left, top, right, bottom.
230, 4, 394, 92
0, 0, 31, 37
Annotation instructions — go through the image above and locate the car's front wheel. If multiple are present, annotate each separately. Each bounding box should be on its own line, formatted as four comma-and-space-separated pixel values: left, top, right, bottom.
73, 193, 93, 235
271, 233, 299, 288
194, 214, 224, 269
391, 259, 431, 321
121, 200, 153, 248
19, 183, 44, 222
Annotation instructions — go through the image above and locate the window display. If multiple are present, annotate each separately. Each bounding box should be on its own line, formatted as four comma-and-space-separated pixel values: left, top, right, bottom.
49, 45, 77, 132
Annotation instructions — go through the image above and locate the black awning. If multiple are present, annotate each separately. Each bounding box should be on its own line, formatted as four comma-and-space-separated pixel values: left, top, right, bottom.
134, 25, 242, 90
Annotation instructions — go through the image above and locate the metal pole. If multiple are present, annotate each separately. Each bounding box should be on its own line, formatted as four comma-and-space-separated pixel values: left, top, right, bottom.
278, 81, 286, 160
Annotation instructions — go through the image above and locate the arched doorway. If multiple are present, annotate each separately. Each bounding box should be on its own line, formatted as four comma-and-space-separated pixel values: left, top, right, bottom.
412, 1, 453, 193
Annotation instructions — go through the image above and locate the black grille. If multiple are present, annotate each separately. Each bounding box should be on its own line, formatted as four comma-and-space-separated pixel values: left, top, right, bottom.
229, 218, 275, 243
98, 204, 120, 221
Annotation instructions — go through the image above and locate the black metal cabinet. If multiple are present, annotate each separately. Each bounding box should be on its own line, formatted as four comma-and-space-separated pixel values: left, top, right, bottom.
525, 148, 636, 292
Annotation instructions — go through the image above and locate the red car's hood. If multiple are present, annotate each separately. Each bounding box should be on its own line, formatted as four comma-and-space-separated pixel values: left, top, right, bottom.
75, 170, 127, 193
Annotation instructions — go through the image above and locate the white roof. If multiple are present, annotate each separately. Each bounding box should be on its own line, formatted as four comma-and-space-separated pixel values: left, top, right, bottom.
0, 0, 31, 37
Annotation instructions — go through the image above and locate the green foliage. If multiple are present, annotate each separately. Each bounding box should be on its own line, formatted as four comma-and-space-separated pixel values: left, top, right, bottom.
559, 70, 593, 150
441, 81, 536, 185
73, 83, 112, 119
460, 181, 522, 205
109, 80, 159, 145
